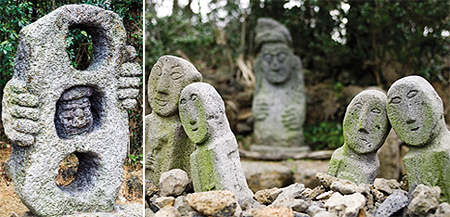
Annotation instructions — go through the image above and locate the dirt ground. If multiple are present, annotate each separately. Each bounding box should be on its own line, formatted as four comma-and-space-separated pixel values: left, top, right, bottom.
0, 144, 143, 216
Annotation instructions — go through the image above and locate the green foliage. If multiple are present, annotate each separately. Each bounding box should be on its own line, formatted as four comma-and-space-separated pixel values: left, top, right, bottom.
304, 121, 344, 150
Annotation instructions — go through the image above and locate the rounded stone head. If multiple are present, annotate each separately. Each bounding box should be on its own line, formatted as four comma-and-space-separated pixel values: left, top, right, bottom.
148, 55, 202, 117
386, 76, 444, 147
259, 43, 297, 85
179, 82, 226, 144
343, 90, 390, 154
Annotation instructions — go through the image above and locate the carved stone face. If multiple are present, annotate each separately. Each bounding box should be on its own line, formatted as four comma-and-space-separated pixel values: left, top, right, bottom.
343, 90, 390, 154
387, 76, 442, 146
179, 82, 225, 145
179, 89, 209, 144
148, 56, 201, 117
260, 43, 294, 84
56, 86, 94, 137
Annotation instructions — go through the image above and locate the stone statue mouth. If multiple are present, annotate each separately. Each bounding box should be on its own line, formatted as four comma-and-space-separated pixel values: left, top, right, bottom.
411, 127, 420, 131
155, 99, 168, 106
192, 126, 198, 132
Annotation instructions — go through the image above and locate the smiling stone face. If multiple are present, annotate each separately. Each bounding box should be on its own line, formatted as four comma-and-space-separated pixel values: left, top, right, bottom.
387, 76, 443, 147
344, 90, 390, 154
148, 55, 202, 117
179, 88, 209, 144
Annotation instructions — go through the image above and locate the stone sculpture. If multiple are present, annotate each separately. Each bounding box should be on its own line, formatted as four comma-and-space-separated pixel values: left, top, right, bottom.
145, 55, 202, 186
178, 82, 254, 205
251, 18, 307, 153
327, 90, 390, 184
2, 5, 141, 216
386, 75, 450, 202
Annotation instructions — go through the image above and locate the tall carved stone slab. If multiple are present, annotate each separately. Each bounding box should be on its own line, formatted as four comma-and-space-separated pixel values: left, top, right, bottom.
178, 82, 254, 206
145, 55, 202, 186
387, 76, 450, 203
327, 90, 390, 184
251, 18, 307, 153
2, 5, 141, 216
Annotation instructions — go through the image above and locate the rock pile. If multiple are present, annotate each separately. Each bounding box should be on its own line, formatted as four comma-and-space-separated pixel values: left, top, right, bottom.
146, 171, 450, 217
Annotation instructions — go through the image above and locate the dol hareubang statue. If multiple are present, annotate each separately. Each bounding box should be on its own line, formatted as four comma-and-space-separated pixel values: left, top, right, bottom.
2, 5, 141, 216
327, 90, 391, 184
387, 75, 450, 202
251, 18, 307, 153
145, 55, 202, 186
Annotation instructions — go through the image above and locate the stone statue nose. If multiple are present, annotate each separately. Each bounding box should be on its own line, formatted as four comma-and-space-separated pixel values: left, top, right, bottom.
271, 59, 280, 70
357, 107, 369, 133
190, 119, 197, 125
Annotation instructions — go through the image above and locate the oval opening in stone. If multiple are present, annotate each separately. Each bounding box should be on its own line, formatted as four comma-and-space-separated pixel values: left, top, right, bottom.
56, 153, 78, 187
66, 28, 93, 70
55, 86, 104, 139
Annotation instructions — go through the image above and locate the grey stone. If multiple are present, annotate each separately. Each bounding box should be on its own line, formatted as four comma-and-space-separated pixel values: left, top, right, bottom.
272, 183, 305, 204
145, 55, 202, 186
315, 172, 339, 190
324, 192, 366, 217
159, 169, 190, 197
186, 191, 239, 217
251, 18, 307, 153
173, 196, 195, 216
241, 161, 294, 192
327, 90, 391, 184
2, 5, 141, 216
434, 202, 450, 216
153, 196, 175, 209
179, 82, 254, 205
406, 184, 440, 216
145, 208, 155, 217
386, 75, 450, 203
373, 190, 408, 217
330, 179, 358, 195
251, 206, 294, 217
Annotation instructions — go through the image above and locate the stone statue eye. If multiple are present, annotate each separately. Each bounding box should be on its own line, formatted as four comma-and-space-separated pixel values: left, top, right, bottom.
407, 90, 418, 98
371, 108, 381, 114
191, 94, 197, 101
171, 72, 182, 80
390, 97, 401, 104
354, 102, 363, 109
263, 54, 273, 63
277, 53, 286, 62
180, 98, 186, 105
152, 66, 161, 76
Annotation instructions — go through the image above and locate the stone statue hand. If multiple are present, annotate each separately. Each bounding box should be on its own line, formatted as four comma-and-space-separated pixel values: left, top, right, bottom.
253, 100, 269, 121
2, 79, 40, 146
282, 107, 302, 130
118, 45, 142, 110
145, 152, 156, 171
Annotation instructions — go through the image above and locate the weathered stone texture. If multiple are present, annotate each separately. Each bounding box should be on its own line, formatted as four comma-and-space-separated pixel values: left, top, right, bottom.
145, 55, 202, 186
386, 75, 450, 203
2, 4, 141, 216
178, 82, 254, 205
327, 90, 390, 184
251, 18, 307, 152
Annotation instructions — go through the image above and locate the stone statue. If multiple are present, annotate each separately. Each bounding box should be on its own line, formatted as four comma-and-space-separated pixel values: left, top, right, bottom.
179, 82, 254, 206
327, 90, 390, 184
386, 75, 450, 202
2, 5, 141, 216
145, 55, 202, 186
251, 18, 307, 153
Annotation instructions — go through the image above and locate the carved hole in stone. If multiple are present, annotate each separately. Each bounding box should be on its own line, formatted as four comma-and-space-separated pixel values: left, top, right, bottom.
56, 151, 100, 194
66, 28, 93, 70
55, 86, 104, 139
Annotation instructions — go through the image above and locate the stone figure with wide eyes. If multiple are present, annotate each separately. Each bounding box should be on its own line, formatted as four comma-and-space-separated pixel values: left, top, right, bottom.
251, 18, 307, 153
386, 75, 450, 202
327, 90, 390, 184
179, 82, 256, 207
145, 55, 202, 186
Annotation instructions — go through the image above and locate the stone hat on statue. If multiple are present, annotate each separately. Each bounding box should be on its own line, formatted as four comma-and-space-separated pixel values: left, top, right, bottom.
255, 17, 292, 48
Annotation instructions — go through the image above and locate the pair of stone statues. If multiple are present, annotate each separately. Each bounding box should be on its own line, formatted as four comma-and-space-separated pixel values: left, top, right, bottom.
145, 55, 254, 206
327, 76, 450, 202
